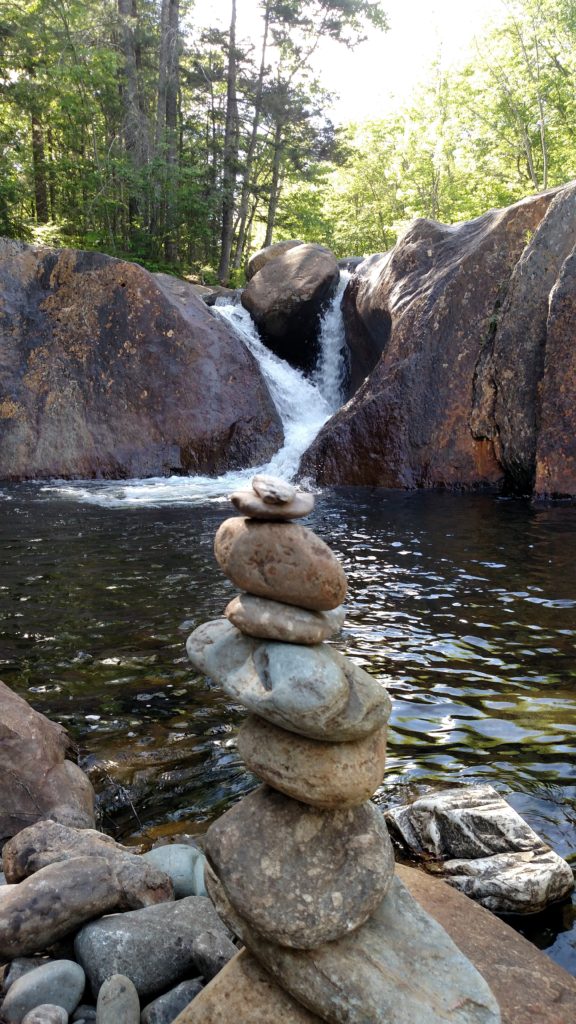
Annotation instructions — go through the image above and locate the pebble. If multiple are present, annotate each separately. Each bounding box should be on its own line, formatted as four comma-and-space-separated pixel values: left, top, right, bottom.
204, 786, 395, 948
74, 895, 235, 999
187, 620, 391, 741
21, 1007, 68, 1024
229, 490, 314, 520
3, 957, 54, 992
225, 594, 345, 644
251, 474, 297, 503
1, 960, 85, 1023
237, 716, 388, 808
95, 974, 139, 1024
142, 845, 207, 898
207, 874, 501, 1024
214, 518, 347, 611
71, 1007, 96, 1022
140, 978, 204, 1024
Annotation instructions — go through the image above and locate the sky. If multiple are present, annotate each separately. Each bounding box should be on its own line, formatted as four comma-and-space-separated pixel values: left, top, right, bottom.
189, 0, 507, 123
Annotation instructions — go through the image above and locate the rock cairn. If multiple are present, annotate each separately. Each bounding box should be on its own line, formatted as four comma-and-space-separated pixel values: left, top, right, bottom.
183, 474, 502, 1024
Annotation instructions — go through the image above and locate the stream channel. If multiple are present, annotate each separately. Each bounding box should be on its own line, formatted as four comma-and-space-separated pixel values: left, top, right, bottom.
0, 278, 575, 974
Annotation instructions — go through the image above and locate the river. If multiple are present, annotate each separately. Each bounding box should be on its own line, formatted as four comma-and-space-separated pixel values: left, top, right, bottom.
0, 281, 574, 974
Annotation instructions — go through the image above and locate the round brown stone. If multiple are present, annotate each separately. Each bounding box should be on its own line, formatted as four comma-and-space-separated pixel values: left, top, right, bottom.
237, 716, 387, 808
224, 595, 345, 644
214, 518, 347, 611
204, 785, 394, 949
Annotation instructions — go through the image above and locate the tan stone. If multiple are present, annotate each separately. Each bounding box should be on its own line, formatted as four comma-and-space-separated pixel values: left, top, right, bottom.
251, 474, 297, 503
204, 786, 394, 949
397, 864, 576, 1024
214, 517, 347, 611
229, 490, 314, 520
225, 594, 345, 644
172, 949, 322, 1023
237, 716, 387, 808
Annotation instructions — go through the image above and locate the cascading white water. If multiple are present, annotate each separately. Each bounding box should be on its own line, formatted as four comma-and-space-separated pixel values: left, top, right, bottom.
43, 276, 348, 507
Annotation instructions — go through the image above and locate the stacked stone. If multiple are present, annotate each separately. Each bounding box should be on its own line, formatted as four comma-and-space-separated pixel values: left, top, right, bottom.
183, 475, 502, 1024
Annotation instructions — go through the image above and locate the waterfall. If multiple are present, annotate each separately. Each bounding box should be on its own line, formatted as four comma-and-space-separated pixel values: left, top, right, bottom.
44, 276, 348, 507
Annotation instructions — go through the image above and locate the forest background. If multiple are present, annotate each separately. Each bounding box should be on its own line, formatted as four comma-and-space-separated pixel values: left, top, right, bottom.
1, 0, 575, 285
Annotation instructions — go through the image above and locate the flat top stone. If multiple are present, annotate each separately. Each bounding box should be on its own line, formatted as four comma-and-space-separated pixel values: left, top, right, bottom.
205, 785, 395, 949
214, 517, 347, 611
186, 619, 391, 741
251, 474, 297, 503
229, 490, 314, 521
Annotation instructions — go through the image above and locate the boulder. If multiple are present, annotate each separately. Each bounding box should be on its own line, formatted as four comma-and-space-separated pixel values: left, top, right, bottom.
246, 241, 303, 281
341, 255, 390, 397
0, 681, 95, 847
0, 240, 282, 480
204, 787, 395, 948
207, 871, 501, 1024
186, 620, 392, 741
299, 189, 562, 490
471, 182, 576, 494
241, 243, 339, 373
74, 896, 236, 999
385, 785, 574, 913
2, 821, 174, 908
155, 274, 239, 307
0, 854, 170, 958
0, 960, 85, 1022
213, 517, 347, 611
140, 979, 205, 1024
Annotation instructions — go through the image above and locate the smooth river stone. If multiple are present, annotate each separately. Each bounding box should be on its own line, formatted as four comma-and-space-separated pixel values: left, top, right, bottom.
204, 785, 394, 948
207, 872, 502, 1024
225, 594, 345, 644
1, 961, 85, 1022
238, 716, 387, 808
214, 518, 347, 611
252, 474, 297, 503
96, 975, 140, 1024
186, 619, 391, 741
229, 490, 315, 520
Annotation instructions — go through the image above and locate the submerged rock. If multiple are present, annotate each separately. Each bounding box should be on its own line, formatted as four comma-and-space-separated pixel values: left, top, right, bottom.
204, 787, 395, 948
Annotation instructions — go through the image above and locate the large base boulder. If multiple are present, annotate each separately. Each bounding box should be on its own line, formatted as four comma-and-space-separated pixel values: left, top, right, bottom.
0, 681, 95, 847
299, 185, 576, 498
241, 243, 339, 373
0, 240, 283, 480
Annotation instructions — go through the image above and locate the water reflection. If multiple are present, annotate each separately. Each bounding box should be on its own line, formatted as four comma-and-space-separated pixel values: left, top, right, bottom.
0, 484, 574, 970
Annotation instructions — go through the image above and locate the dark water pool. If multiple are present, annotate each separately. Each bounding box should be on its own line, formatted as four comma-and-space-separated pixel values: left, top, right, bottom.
0, 484, 575, 972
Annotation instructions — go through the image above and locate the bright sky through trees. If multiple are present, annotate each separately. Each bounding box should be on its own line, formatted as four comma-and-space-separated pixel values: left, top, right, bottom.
192, 0, 507, 122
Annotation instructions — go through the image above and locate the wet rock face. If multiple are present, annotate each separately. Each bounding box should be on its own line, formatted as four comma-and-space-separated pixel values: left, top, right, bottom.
0, 240, 283, 481
241, 243, 339, 373
300, 189, 568, 492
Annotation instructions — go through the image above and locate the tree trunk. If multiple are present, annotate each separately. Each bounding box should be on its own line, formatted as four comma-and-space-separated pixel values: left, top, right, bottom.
155, 0, 180, 261
232, 0, 271, 270
31, 114, 49, 224
117, 0, 149, 224
264, 121, 284, 247
218, 0, 239, 285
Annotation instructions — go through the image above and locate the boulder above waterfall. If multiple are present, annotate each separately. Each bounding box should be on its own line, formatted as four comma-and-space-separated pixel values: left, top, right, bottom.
246, 240, 303, 280
0, 240, 283, 481
241, 243, 339, 374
